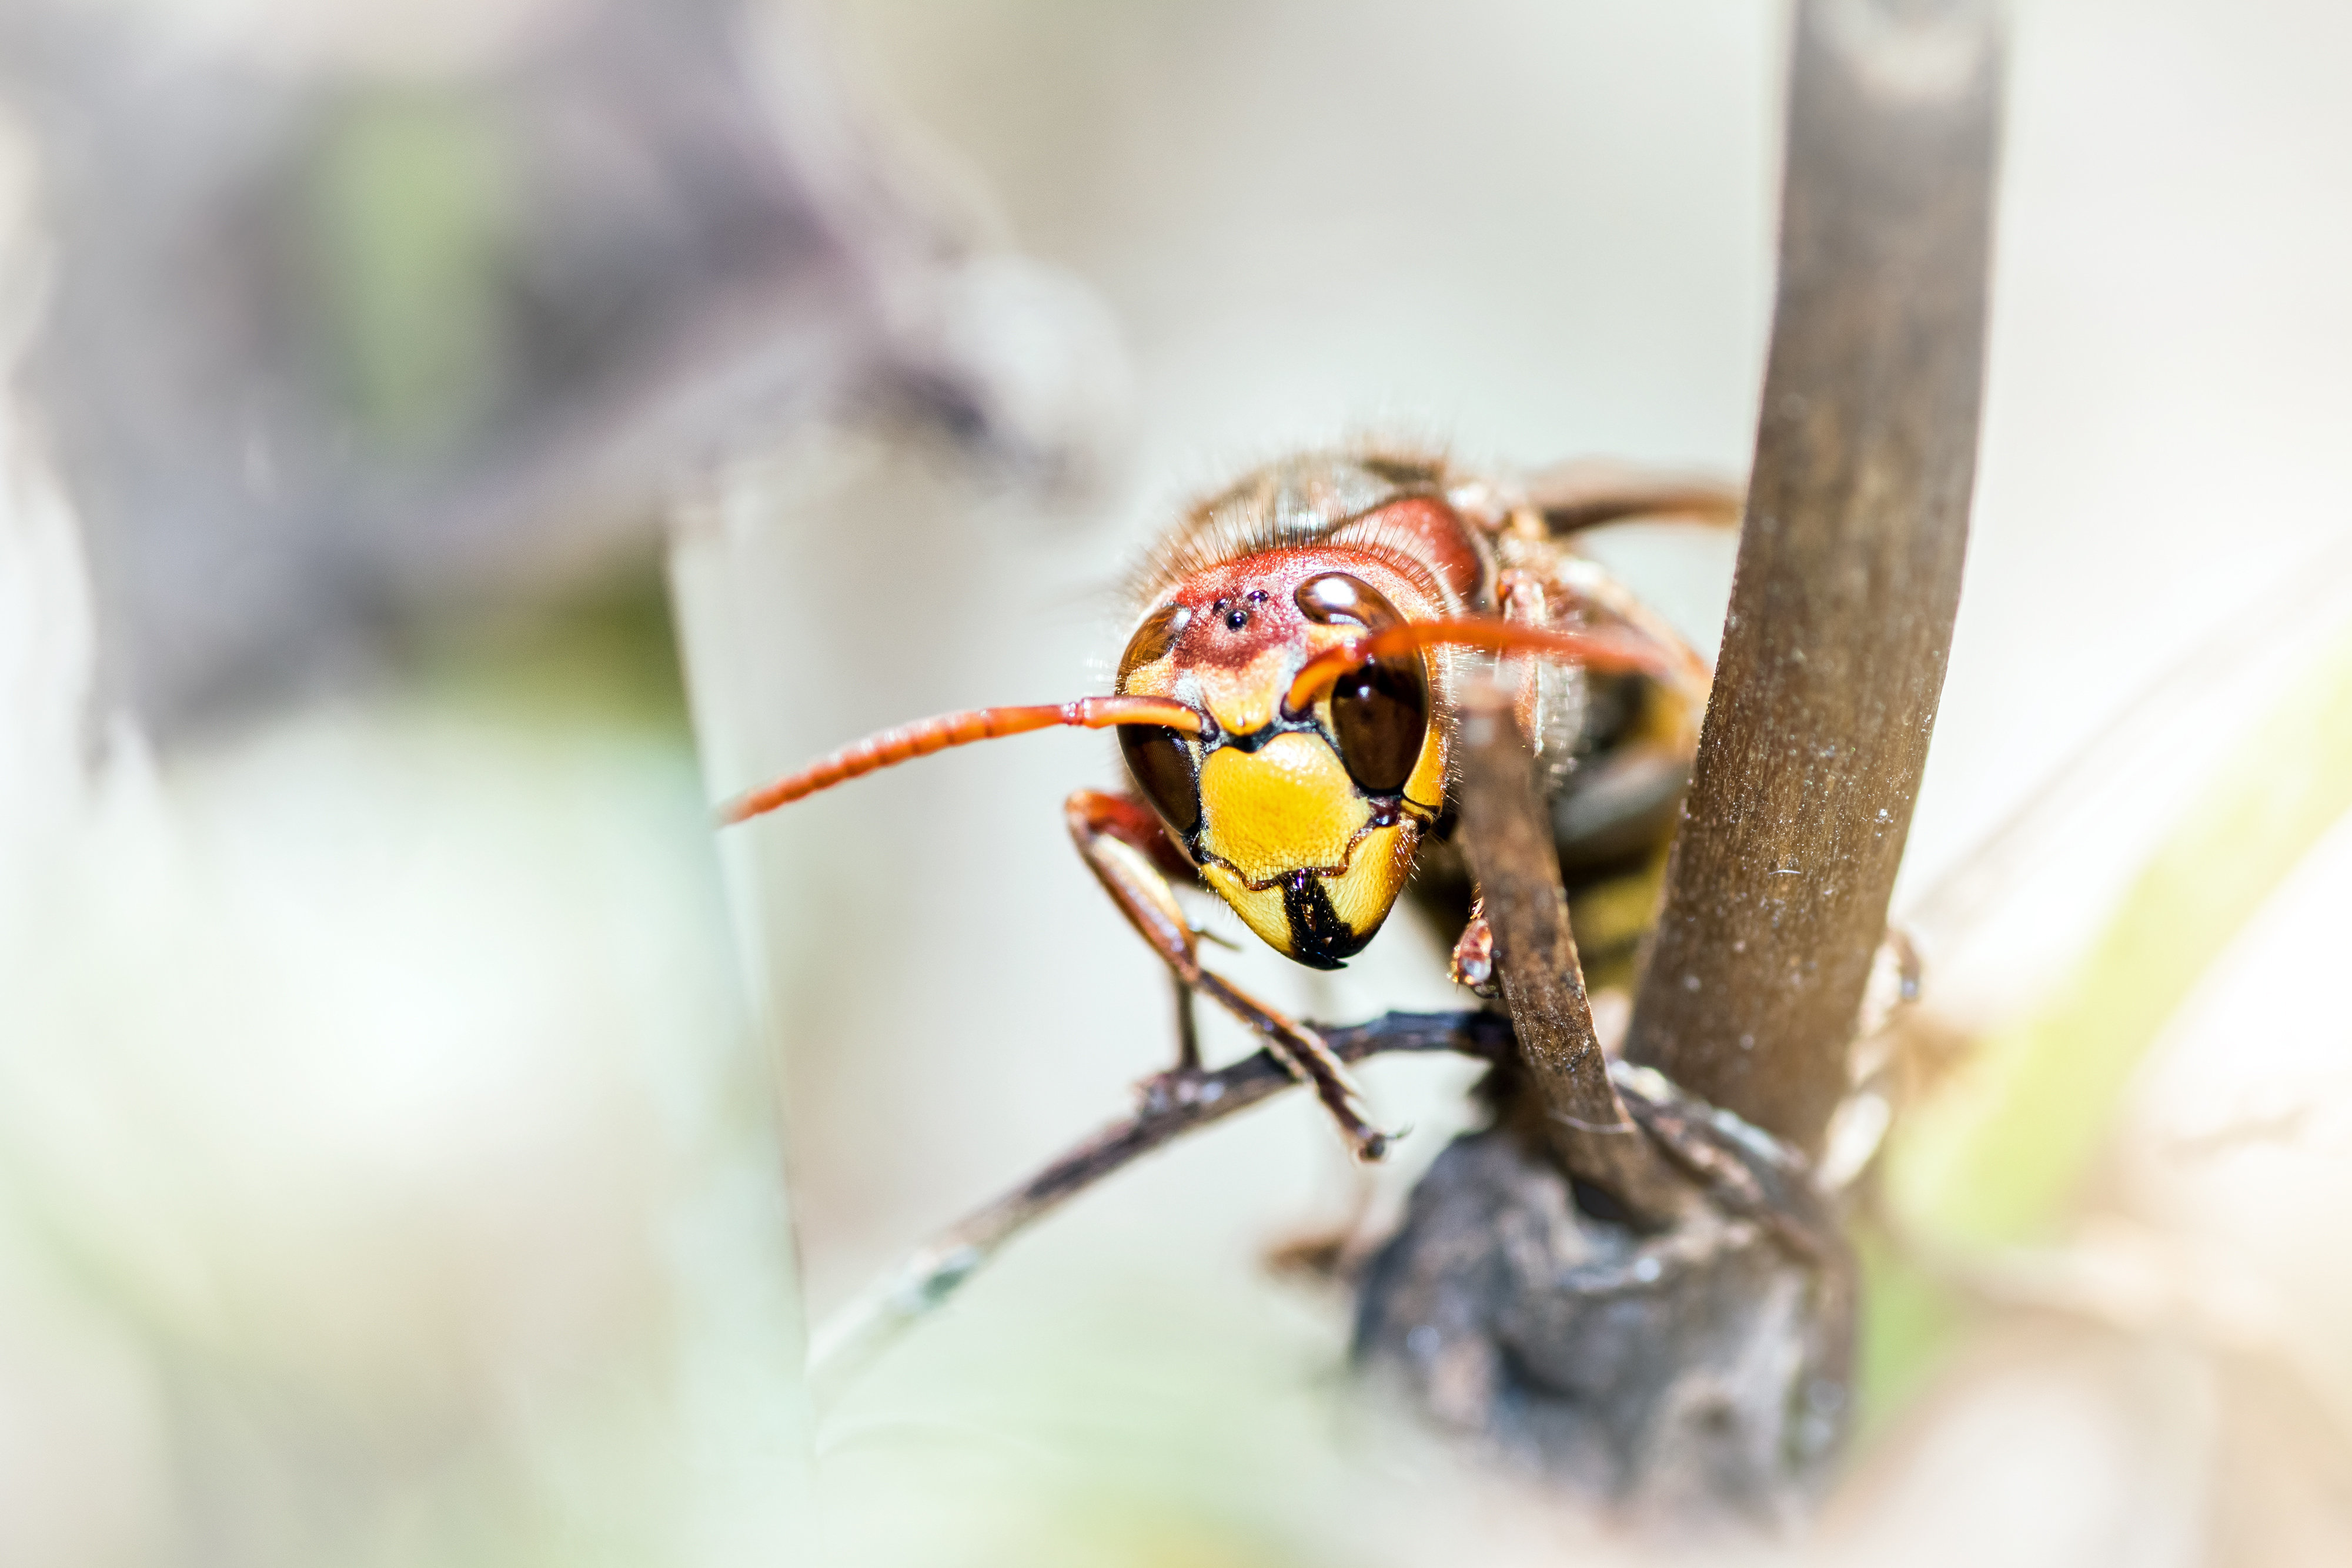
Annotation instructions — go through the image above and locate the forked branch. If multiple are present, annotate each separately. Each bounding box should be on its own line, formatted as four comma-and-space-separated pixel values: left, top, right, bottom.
806, 1004, 1831, 1415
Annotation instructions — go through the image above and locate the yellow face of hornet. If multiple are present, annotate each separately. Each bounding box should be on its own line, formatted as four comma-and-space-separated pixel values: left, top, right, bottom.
1114, 556, 1448, 968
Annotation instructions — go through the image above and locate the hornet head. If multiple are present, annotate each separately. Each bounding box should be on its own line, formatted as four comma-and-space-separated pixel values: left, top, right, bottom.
1112, 552, 1448, 968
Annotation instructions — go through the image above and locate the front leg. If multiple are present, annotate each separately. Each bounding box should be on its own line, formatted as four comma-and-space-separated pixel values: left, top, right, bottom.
1170, 974, 1202, 1075
1065, 788, 1391, 1161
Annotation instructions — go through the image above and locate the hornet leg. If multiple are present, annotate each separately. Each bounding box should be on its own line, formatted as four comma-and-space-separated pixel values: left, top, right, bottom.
1067, 788, 1391, 1162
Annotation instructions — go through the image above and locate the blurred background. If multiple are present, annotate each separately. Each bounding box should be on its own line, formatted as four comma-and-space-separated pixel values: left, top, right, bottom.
2, 0, 2350, 1563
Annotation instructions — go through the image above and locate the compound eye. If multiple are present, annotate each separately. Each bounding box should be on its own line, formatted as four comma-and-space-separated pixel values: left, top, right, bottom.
1297, 574, 1425, 793
1119, 726, 1201, 836
1329, 651, 1430, 795
1118, 601, 1191, 684
1294, 573, 1402, 630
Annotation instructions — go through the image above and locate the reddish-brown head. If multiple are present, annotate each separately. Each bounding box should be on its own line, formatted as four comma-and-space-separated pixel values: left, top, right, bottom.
1112, 545, 1451, 968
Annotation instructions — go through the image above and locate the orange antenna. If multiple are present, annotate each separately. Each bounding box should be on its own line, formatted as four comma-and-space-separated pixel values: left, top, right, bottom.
1284, 618, 1684, 716
718, 696, 1205, 825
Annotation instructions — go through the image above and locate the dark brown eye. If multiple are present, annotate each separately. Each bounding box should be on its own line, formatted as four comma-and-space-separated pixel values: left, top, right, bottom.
1330, 653, 1429, 795
1118, 601, 1191, 683
1120, 726, 1200, 835
1297, 574, 1425, 793
1294, 573, 1402, 630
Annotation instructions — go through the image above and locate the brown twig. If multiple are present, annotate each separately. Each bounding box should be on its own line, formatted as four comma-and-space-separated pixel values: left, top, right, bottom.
805, 1010, 1514, 1409
1451, 681, 1690, 1223
806, 1002, 1845, 1419
1625, 0, 2002, 1155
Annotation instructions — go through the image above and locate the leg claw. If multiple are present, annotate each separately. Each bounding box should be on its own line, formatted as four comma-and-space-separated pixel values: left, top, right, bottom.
1450, 908, 1499, 997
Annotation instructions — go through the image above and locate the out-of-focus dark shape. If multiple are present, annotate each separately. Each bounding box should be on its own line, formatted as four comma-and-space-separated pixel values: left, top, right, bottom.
1354, 1092, 1847, 1529
0, 0, 1125, 735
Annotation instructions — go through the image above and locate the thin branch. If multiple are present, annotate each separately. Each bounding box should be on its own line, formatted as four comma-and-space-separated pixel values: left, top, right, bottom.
1626, 0, 2003, 1154
805, 1010, 1513, 1410
806, 1001, 1853, 1415
1451, 681, 1690, 1222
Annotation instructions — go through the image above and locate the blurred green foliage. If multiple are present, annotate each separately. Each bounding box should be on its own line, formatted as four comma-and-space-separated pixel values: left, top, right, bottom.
401, 564, 692, 735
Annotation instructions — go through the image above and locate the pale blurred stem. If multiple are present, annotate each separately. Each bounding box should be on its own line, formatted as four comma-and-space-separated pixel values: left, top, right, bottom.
805, 1011, 1513, 1411
1452, 681, 1690, 1223
1624, 0, 2002, 1156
